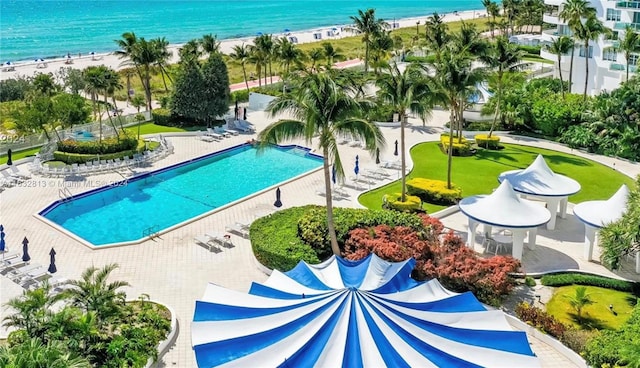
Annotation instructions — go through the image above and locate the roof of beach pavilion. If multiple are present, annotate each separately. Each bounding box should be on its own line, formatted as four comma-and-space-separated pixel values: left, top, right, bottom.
191, 253, 541, 367
574, 184, 629, 228
498, 154, 581, 197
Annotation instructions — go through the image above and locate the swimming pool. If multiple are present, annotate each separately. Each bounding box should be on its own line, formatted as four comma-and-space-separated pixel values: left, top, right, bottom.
39, 143, 323, 247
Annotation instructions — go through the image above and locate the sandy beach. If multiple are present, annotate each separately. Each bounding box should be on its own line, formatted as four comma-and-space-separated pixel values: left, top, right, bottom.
0, 9, 486, 82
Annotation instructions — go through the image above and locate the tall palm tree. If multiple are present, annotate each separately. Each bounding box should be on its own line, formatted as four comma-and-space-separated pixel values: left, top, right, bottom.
258, 71, 385, 255
322, 42, 344, 67
559, 0, 596, 93
276, 37, 303, 74
248, 45, 267, 87
103, 67, 123, 138
59, 264, 129, 327
574, 14, 608, 99
307, 48, 325, 72
376, 62, 438, 202
255, 34, 275, 83
482, 0, 501, 37
545, 36, 574, 98
452, 22, 488, 57
479, 36, 525, 137
83, 65, 106, 142
114, 32, 157, 111
200, 33, 221, 56
369, 31, 394, 74
229, 43, 251, 90
424, 12, 449, 63
150, 37, 174, 92
619, 25, 640, 82
179, 39, 202, 62
349, 8, 389, 72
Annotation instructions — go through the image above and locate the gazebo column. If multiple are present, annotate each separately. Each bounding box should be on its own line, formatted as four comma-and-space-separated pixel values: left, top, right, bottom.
545, 197, 561, 230
635, 253, 640, 274
583, 225, 598, 261
559, 197, 569, 218
511, 230, 527, 260
482, 224, 493, 238
527, 227, 537, 250
467, 219, 479, 249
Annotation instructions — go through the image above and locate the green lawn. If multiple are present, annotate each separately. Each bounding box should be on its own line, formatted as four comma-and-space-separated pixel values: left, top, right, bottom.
0, 147, 41, 165
124, 123, 205, 136
358, 142, 634, 213
546, 285, 637, 330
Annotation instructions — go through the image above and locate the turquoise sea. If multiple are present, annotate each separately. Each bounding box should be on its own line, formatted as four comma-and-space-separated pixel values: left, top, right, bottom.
0, 0, 482, 62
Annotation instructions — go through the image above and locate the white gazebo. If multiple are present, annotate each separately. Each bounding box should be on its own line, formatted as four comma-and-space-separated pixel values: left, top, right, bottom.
573, 184, 639, 272
459, 180, 551, 260
498, 155, 581, 230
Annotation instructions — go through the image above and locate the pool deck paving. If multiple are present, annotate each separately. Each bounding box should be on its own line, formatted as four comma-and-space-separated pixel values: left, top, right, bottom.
1, 109, 639, 367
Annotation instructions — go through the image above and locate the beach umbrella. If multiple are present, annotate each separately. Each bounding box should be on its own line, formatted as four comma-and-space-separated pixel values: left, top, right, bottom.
273, 187, 282, 208
22, 237, 30, 262
375, 147, 380, 164
48, 248, 57, 273
284, 28, 291, 34
4, 61, 12, 66
0, 225, 5, 257
256, 32, 263, 36
332, 164, 337, 185
354, 155, 360, 177
6, 149, 12, 166
394, 140, 399, 156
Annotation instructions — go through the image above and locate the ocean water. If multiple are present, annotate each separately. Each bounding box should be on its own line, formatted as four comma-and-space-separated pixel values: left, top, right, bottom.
0, 0, 481, 62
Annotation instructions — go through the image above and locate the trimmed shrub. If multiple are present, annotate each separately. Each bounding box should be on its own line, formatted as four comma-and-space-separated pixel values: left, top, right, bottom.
57, 135, 138, 155
151, 108, 173, 126
231, 89, 250, 103
406, 178, 462, 205
383, 192, 422, 212
440, 133, 472, 156
540, 273, 640, 294
474, 134, 501, 149
250, 207, 321, 271
525, 276, 536, 287
515, 302, 567, 339
584, 304, 640, 367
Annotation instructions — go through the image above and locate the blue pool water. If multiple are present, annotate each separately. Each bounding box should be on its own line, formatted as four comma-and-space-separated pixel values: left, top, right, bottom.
40, 144, 322, 246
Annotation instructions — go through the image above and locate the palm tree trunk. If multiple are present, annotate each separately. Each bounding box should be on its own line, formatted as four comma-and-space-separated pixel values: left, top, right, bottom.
322, 149, 340, 256
364, 41, 370, 72
488, 72, 502, 138
269, 61, 273, 84
105, 95, 120, 140
242, 63, 249, 90
583, 41, 589, 100
144, 66, 152, 111
569, 47, 575, 94
126, 74, 131, 105
400, 113, 407, 203
447, 104, 455, 189
557, 55, 565, 99
626, 58, 630, 82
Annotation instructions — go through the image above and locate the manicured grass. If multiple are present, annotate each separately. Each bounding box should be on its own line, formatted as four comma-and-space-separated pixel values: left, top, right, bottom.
546, 285, 637, 330
358, 142, 634, 212
0, 147, 41, 165
124, 123, 205, 136
523, 56, 554, 65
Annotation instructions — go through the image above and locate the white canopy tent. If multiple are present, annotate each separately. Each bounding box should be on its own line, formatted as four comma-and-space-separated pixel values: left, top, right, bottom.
573, 184, 639, 272
498, 155, 581, 230
459, 180, 551, 260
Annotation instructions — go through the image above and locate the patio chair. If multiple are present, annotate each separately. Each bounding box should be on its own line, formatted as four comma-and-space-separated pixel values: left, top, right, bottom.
205, 128, 224, 140
223, 125, 239, 136
194, 235, 220, 252
9, 166, 31, 179
225, 223, 249, 238
380, 160, 401, 170
0, 169, 23, 184
205, 232, 234, 248
213, 126, 231, 137
197, 132, 216, 142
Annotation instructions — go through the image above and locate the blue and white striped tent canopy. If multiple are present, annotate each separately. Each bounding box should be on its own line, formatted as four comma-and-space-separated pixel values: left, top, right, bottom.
192, 254, 540, 367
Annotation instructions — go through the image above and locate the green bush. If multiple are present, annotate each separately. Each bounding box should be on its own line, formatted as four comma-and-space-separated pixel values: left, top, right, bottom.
440, 133, 473, 156
365, 101, 395, 122
525, 276, 536, 287
584, 304, 640, 367
57, 135, 138, 155
231, 89, 250, 103
540, 273, 640, 293
515, 302, 567, 340
250, 207, 321, 271
406, 178, 462, 205
151, 108, 173, 126
474, 134, 501, 149
383, 192, 422, 212
517, 44, 542, 56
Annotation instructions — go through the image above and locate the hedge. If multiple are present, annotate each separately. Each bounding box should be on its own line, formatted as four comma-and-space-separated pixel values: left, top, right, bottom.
53, 140, 149, 164
540, 273, 640, 294
584, 304, 640, 367
151, 108, 173, 126
407, 178, 462, 205
57, 135, 138, 155
474, 134, 501, 149
383, 192, 422, 212
231, 89, 250, 103
440, 133, 472, 156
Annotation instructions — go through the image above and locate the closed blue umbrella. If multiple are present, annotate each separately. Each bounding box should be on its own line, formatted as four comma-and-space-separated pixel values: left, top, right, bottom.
354, 155, 360, 176
48, 248, 57, 273
22, 236, 30, 262
332, 164, 337, 185
0, 225, 5, 257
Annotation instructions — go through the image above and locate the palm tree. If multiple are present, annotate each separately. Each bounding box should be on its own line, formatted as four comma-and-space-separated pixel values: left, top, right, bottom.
2, 283, 54, 339
545, 36, 574, 98
479, 36, 525, 137
452, 22, 487, 57
200, 33, 220, 56
619, 25, 640, 82
258, 71, 385, 255
59, 263, 130, 326
322, 42, 344, 67
424, 12, 449, 63
103, 67, 123, 138
150, 37, 174, 92
559, 0, 596, 93
574, 14, 608, 99
369, 31, 394, 74
482, 0, 501, 37
0, 338, 91, 368
307, 48, 325, 72
178, 39, 202, 62
248, 45, 267, 87
32, 73, 59, 95
229, 43, 251, 90
349, 8, 389, 72
276, 37, 303, 75
565, 286, 594, 322
255, 34, 275, 83
376, 62, 438, 202
83, 66, 106, 141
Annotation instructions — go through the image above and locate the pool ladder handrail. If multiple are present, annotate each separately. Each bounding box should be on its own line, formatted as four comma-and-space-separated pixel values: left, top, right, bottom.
142, 225, 160, 240
58, 187, 73, 202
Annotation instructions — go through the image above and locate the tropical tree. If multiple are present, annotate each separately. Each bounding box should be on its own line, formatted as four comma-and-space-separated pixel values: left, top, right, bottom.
574, 14, 608, 99
52, 93, 91, 129
179, 39, 203, 62
32, 73, 59, 96
482, 0, 501, 37
200, 33, 221, 56
565, 286, 594, 322
479, 36, 525, 137
424, 12, 449, 63
114, 32, 156, 111
258, 71, 385, 255
82, 65, 106, 131
276, 37, 304, 75
452, 22, 487, 57
376, 62, 438, 202
369, 31, 394, 74
2, 283, 55, 340
322, 42, 344, 67
559, 0, 596, 93
619, 25, 640, 81
0, 338, 91, 368
349, 8, 389, 72
248, 45, 267, 87
151, 37, 174, 92
307, 48, 325, 72
229, 43, 251, 90
59, 264, 129, 327
545, 35, 574, 98
254, 34, 275, 83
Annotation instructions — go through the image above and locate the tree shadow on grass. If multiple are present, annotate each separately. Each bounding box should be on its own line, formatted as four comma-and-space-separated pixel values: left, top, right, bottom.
568, 313, 610, 330
542, 154, 591, 168
626, 295, 639, 307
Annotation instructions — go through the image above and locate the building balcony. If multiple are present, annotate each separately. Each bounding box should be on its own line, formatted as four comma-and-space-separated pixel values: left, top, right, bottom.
543, 0, 564, 6
615, 1, 640, 9
543, 14, 565, 24
614, 22, 640, 30
540, 48, 570, 62
610, 63, 637, 72
603, 39, 621, 48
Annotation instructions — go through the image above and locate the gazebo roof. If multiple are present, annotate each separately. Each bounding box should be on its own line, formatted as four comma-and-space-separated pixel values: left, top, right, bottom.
574, 184, 629, 228
191, 254, 540, 367
459, 180, 551, 228
498, 155, 581, 197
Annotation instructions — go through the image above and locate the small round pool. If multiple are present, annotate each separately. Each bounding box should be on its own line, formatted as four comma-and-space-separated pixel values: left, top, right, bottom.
74, 131, 95, 142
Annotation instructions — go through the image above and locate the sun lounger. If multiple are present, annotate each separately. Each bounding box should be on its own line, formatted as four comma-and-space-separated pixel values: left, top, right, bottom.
205, 128, 224, 140
380, 160, 401, 170
0, 169, 23, 183
225, 223, 249, 238
214, 126, 231, 137
205, 232, 233, 248
232, 120, 255, 133
361, 169, 390, 181
7, 264, 42, 281
223, 125, 239, 136
197, 132, 216, 142
9, 166, 31, 179
194, 235, 220, 252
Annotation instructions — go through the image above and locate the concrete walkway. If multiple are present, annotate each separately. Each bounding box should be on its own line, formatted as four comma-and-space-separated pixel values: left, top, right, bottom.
1, 108, 637, 367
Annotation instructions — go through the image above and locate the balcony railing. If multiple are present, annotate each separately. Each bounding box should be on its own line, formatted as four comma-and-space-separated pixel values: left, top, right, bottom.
610, 63, 638, 72
614, 22, 640, 30
616, 1, 640, 9
603, 39, 621, 48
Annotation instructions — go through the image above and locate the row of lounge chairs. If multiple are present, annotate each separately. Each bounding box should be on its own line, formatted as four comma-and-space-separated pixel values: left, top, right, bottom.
194, 221, 250, 252
0, 252, 70, 291
197, 126, 240, 142
225, 119, 256, 133
0, 166, 31, 187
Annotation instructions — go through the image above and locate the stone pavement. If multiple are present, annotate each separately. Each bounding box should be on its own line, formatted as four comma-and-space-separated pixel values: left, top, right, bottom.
1, 109, 637, 367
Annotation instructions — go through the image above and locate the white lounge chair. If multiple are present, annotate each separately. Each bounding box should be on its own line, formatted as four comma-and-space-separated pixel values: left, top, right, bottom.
361, 169, 388, 181
223, 125, 239, 136
194, 235, 220, 252
0, 169, 23, 184
197, 132, 216, 142
214, 126, 231, 137
9, 166, 31, 179
205, 232, 233, 248
233, 120, 255, 133
380, 160, 401, 170
205, 128, 224, 140
225, 223, 249, 238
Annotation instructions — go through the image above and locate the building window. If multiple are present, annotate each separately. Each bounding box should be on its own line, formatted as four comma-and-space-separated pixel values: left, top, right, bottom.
606, 9, 621, 22
630, 54, 640, 66
606, 31, 619, 41
579, 46, 594, 58
603, 48, 618, 61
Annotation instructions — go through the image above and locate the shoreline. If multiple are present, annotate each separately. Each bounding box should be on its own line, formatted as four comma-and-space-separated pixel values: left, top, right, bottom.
0, 9, 486, 81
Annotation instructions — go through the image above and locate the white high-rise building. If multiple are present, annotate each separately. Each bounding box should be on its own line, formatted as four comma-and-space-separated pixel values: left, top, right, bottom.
540, 0, 638, 94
